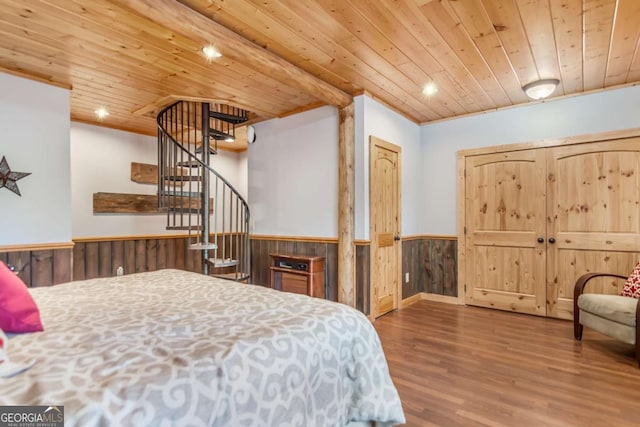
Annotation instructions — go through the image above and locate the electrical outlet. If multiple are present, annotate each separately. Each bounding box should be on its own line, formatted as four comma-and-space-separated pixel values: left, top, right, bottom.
116, 266, 124, 276
405, 272, 409, 283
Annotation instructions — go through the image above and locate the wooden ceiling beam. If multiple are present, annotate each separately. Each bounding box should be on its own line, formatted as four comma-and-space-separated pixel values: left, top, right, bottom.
112, 0, 352, 108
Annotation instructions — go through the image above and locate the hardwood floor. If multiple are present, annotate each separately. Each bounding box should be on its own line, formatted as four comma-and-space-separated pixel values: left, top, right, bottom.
374, 301, 640, 427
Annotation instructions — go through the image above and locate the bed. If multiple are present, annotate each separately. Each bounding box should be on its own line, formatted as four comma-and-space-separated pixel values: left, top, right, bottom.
1, 269, 405, 426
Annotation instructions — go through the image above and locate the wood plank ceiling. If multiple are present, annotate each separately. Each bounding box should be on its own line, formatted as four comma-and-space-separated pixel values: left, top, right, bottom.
1, 0, 639, 150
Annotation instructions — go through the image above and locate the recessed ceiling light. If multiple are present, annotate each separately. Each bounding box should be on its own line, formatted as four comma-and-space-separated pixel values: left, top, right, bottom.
422, 82, 438, 97
202, 45, 222, 60
94, 107, 109, 119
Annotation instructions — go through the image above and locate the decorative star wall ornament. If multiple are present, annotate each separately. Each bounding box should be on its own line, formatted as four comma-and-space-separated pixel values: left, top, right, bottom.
0, 156, 31, 196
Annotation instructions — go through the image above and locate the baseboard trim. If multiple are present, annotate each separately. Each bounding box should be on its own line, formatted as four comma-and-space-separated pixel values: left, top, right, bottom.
421, 293, 461, 305
399, 293, 423, 308
399, 292, 462, 308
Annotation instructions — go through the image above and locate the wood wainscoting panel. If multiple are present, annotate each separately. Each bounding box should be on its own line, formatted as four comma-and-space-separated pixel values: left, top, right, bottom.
423, 238, 458, 297
402, 239, 423, 299
325, 242, 339, 303
355, 244, 370, 315
251, 236, 456, 315
250, 237, 339, 302
401, 236, 458, 300
0, 246, 72, 287
73, 236, 205, 281
250, 238, 278, 287
250, 236, 368, 313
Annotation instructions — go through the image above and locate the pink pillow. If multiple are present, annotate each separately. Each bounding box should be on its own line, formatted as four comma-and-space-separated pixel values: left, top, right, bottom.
0, 262, 43, 332
620, 260, 640, 299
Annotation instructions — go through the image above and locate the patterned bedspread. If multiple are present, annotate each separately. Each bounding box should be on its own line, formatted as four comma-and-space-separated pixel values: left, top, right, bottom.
1, 269, 405, 426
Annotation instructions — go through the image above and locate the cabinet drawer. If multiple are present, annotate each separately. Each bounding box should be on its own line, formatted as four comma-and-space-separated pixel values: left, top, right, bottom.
281, 272, 308, 295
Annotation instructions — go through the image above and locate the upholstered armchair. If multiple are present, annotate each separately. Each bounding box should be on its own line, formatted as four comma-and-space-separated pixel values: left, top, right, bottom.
573, 273, 640, 367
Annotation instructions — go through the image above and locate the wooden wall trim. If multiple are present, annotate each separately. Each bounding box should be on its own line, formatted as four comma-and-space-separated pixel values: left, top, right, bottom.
251, 235, 457, 244
403, 234, 457, 241
0, 242, 75, 252
251, 235, 338, 243
457, 127, 640, 157
76, 234, 369, 244
74, 234, 191, 243
74, 233, 245, 243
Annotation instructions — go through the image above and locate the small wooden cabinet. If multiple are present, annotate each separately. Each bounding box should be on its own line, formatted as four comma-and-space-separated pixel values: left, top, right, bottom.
269, 253, 325, 298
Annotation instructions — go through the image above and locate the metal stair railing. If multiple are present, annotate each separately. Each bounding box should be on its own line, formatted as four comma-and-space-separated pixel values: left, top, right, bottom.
157, 100, 250, 281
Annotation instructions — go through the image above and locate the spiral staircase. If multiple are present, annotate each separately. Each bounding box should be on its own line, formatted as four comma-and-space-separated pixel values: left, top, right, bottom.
157, 101, 250, 281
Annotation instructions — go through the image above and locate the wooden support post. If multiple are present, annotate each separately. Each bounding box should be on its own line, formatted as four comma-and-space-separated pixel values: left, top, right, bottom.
338, 103, 355, 307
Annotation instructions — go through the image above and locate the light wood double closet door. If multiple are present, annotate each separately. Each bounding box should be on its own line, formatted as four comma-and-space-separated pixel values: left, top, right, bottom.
465, 137, 640, 320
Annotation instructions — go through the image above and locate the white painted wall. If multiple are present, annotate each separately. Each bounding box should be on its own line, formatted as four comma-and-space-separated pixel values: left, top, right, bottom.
249, 97, 421, 239
236, 151, 248, 201
10, 72, 631, 245
0, 73, 71, 245
71, 122, 246, 238
249, 106, 339, 237
421, 85, 640, 235
359, 95, 422, 239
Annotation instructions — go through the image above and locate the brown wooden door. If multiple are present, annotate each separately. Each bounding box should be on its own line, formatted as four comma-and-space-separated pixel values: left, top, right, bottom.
370, 136, 401, 318
547, 139, 640, 319
465, 149, 547, 316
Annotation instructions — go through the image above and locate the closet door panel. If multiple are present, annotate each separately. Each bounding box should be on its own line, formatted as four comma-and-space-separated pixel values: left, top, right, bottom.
547, 138, 640, 319
465, 149, 547, 316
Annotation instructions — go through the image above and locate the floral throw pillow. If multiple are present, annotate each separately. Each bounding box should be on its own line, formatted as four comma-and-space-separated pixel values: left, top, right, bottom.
620, 260, 640, 298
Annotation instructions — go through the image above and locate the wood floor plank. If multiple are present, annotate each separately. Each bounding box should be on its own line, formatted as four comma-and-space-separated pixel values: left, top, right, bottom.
375, 301, 640, 426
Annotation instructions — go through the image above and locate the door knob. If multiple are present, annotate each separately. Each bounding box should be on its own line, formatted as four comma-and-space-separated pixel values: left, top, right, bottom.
548, 237, 556, 244
537, 237, 544, 243
393, 235, 401, 241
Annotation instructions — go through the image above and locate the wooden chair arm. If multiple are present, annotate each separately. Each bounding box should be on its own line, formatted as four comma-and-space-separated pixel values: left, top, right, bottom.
574, 272, 627, 300
572, 272, 640, 367
573, 273, 627, 337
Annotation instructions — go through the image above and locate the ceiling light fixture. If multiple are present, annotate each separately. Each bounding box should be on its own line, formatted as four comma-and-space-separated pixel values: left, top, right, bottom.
224, 137, 235, 143
522, 78, 559, 100
202, 45, 222, 60
422, 82, 438, 97
94, 107, 109, 119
